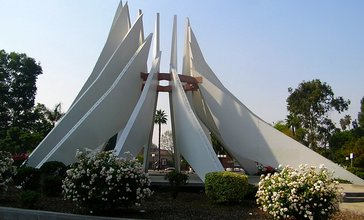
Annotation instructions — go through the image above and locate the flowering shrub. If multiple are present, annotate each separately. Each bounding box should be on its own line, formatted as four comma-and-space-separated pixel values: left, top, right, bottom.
255, 161, 276, 175
256, 164, 341, 220
62, 150, 152, 213
12, 153, 28, 167
0, 151, 17, 192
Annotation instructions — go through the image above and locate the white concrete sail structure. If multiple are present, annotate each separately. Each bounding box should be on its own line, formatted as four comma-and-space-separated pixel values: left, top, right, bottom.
114, 53, 160, 157
184, 23, 364, 184
26, 3, 363, 184
72, 2, 131, 105
27, 11, 147, 167
170, 68, 224, 181
169, 16, 224, 181
36, 35, 152, 166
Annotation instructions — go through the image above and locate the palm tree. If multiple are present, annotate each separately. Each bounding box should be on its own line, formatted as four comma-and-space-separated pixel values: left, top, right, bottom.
154, 109, 167, 170
46, 103, 65, 126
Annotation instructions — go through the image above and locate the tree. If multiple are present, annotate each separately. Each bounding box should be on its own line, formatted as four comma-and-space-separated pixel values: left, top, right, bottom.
0, 50, 65, 154
154, 109, 167, 170
286, 79, 350, 148
0, 103, 65, 154
31, 103, 64, 136
161, 130, 174, 159
45, 103, 65, 126
340, 115, 352, 130
274, 121, 294, 138
359, 97, 364, 128
0, 50, 42, 134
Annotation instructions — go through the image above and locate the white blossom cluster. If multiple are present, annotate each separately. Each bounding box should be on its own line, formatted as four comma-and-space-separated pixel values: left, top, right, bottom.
62, 150, 152, 212
0, 151, 16, 192
256, 164, 341, 220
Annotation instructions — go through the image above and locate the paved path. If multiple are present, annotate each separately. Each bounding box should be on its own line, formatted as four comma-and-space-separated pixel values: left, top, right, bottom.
339, 184, 364, 215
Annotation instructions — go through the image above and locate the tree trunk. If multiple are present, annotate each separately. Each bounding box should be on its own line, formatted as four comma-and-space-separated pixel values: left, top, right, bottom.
158, 122, 161, 170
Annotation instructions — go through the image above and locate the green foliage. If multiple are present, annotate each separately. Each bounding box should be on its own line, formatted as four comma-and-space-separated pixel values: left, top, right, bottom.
0, 50, 42, 133
0, 50, 65, 154
347, 167, 364, 179
14, 166, 40, 190
39, 161, 67, 177
165, 171, 189, 199
205, 171, 248, 204
334, 178, 352, 184
43, 175, 64, 197
326, 127, 364, 168
154, 109, 168, 169
19, 190, 40, 208
286, 79, 350, 148
244, 184, 258, 200
0, 126, 43, 154
39, 161, 67, 196
359, 97, 364, 128
340, 115, 352, 130
329, 130, 353, 149
154, 109, 168, 125
136, 155, 143, 163
274, 121, 293, 137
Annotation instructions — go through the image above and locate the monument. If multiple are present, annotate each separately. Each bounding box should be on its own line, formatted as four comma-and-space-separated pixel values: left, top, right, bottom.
27, 2, 364, 184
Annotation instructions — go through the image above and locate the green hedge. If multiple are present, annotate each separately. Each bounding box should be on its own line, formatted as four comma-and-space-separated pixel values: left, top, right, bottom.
39, 161, 67, 177
14, 166, 41, 190
205, 171, 249, 204
347, 167, 364, 179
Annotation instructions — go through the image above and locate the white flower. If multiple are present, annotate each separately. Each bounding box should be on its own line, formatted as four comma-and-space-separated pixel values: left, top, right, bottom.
62, 150, 152, 212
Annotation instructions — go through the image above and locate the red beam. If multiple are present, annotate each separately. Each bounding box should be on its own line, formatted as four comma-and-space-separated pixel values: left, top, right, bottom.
140, 72, 202, 84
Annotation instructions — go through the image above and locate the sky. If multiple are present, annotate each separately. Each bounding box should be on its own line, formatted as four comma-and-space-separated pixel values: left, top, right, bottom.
1, 0, 364, 140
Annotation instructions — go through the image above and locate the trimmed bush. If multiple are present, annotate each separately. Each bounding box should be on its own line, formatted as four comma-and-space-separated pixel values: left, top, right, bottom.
62, 150, 152, 213
39, 161, 67, 196
43, 175, 64, 197
347, 167, 364, 179
244, 184, 258, 200
20, 190, 40, 208
13, 166, 40, 190
205, 171, 249, 204
40, 161, 67, 177
165, 171, 189, 199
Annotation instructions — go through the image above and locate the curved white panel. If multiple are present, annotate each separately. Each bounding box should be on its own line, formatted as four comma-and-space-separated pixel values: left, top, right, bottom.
114, 53, 161, 157
73, 3, 132, 104
33, 35, 152, 167
170, 68, 223, 182
187, 25, 364, 184
27, 14, 146, 167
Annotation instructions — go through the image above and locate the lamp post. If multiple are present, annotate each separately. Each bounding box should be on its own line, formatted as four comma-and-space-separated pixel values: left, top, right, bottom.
350, 153, 354, 168
346, 156, 349, 166
151, 153, 155, 170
